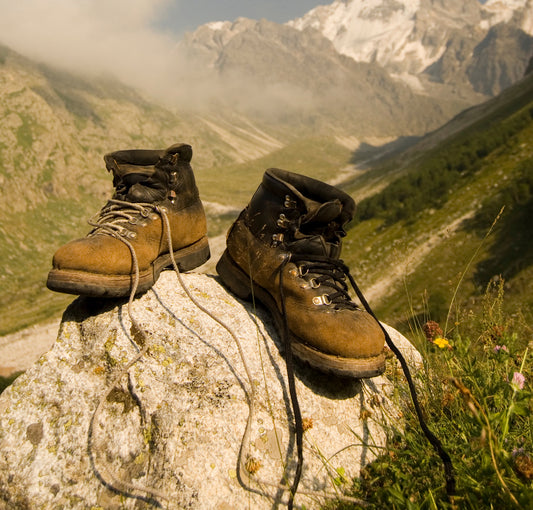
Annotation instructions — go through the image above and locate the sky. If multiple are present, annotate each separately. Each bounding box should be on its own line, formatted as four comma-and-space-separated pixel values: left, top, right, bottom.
155, 0, 327, 35
0, 0, 326, 102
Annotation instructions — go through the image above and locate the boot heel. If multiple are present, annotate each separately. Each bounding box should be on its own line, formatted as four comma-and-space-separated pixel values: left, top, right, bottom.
216, 250, 253, 300
173, 237, 211, 272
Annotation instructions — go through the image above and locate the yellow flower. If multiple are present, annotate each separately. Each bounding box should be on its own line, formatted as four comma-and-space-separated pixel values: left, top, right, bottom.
433, 337, 450, 349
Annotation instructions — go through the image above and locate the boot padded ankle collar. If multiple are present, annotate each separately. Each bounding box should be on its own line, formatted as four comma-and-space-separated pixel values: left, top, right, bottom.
104, 143, 193, 178
263, 168, 356, 226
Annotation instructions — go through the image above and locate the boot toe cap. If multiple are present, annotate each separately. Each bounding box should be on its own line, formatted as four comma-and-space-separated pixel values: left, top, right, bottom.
52, 237, 132, 275
289, 305, 386, 359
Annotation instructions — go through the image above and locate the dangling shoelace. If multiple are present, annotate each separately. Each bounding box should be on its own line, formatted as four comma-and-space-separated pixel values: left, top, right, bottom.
87, 205, 262, 505
278, 253, 456, 509
87, 201, 168, 501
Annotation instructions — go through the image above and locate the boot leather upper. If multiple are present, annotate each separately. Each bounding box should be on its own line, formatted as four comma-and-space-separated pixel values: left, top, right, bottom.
51, 143, 207, 276
225, 168, 385, 360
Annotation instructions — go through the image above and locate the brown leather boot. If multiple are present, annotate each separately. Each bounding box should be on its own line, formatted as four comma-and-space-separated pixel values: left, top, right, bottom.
216, 168, 385, 378
47, 143, 209, 297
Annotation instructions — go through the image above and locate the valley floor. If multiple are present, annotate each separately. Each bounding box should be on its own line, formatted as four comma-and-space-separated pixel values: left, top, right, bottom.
0, 318, 59, 377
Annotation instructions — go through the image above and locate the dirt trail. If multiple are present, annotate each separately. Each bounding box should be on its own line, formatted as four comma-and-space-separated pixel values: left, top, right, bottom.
363, 211, 475, 304
0, 318, 60, 377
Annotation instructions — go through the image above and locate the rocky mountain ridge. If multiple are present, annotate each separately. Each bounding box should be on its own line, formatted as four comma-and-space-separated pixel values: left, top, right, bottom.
177, 16, 470, 138
288, 0, 533, 95
173, 0, 533, 146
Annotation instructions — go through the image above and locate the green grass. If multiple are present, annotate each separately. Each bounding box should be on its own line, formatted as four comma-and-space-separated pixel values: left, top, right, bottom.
329, 281, 532, 509
0, 194, 100, 335
197, 136, 353, 207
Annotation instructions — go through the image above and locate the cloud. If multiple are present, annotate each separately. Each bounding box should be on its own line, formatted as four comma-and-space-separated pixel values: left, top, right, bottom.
0, 0, 181, 99
0, 0, 317, 116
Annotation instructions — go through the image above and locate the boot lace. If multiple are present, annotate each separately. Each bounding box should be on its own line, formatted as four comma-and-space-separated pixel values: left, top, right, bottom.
292, 254, 359, 310
278, 253, 456, 508
87, 198, 159, 240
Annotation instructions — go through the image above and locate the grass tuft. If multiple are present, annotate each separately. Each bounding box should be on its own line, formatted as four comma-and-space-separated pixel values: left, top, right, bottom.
330, 279, 532, 509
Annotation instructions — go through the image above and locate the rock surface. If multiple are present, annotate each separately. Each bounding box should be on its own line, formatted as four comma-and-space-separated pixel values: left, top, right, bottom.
0, 271, 421, 509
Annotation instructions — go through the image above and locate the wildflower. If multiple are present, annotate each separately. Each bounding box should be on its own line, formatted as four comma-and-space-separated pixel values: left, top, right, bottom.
514, 452, 533, 481
433, 337, 450, 349
510, 372, 526, 391
423, 321, 443, 342
302, 417, 314, 431
493, 344, 509, 353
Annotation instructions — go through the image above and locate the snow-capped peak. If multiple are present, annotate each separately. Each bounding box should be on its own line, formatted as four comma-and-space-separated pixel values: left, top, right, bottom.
288, 0, 422, 68
288, 0, 532, 74
482, 0, 533, 34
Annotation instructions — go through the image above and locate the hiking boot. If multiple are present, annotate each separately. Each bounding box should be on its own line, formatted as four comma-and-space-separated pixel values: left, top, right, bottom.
47, 143, 210, 297
216, 168, 386, 378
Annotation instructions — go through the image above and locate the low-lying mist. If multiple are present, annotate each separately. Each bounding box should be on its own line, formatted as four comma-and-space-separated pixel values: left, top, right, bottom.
0, 0, 315, 118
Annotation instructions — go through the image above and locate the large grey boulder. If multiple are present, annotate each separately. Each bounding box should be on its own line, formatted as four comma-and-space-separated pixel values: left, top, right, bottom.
0, 271, 420, 509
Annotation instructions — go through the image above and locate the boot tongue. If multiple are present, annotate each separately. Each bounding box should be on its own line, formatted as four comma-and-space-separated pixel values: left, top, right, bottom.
301, 199, 343, 225
104, 155, 167, 203
280, 187, 345, 257
283, 179, 344, 225
119, 173, 167, 202
288, 236, 341, 258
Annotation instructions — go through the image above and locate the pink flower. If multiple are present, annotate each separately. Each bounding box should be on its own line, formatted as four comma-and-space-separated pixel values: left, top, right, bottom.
493, 345, 509, 353
511, 372, 526, 391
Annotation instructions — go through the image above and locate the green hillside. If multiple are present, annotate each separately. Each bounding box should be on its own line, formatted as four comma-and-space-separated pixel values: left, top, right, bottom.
340, 72, 533, 333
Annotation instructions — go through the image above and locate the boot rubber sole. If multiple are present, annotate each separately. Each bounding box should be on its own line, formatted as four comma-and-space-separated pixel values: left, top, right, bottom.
47, 236, 210, 298
216, 249, 386, 379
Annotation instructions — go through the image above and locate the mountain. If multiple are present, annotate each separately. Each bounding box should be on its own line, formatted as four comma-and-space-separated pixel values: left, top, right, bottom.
289, 0, 533, 96
175, 0, 533, 141
176, 17, 473, 140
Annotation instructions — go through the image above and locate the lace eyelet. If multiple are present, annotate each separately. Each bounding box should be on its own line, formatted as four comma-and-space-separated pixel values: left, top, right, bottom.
312, 294, 331, 306
271, 233, 284, 247
277, 213, 289, 228
298, 265, 308, 277
284, 195, 297, 208
309, 278, 320, 289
